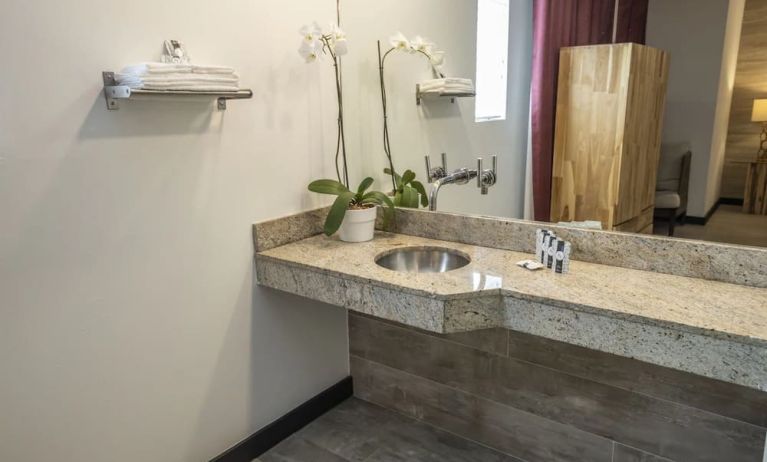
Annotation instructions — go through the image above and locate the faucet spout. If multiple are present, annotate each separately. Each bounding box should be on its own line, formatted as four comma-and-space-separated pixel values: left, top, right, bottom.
429, 179, 444, 211
428, 169, 476, 212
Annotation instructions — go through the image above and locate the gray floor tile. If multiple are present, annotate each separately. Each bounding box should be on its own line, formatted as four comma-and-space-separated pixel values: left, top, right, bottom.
259, 436, 349, 462
258, 398, 519, 462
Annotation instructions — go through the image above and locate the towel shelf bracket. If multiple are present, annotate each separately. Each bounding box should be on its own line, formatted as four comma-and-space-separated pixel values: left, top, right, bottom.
415, 83, 476, 106
101, 71, 253, 111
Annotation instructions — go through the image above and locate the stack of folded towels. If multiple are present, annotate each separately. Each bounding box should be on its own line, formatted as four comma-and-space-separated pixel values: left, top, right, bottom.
115, 62, 240, 92
419, 77, 475, 95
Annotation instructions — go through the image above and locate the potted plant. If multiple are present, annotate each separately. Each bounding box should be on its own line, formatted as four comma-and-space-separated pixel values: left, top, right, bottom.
384, 168, 429, 208
308, 177, 394, 242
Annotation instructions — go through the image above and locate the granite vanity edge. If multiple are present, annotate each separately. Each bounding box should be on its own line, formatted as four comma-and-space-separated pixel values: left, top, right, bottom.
505, 297, 767, 391
254, 253, 449, 300
255, 256, 447, 332
255, 252, 767, 349
503, 291, 767, 349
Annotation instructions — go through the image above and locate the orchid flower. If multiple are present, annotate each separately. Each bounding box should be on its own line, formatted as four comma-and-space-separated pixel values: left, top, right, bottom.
299, 22, 322, 44
389, 32, 412, 52
329, 23, 348, 56
298, 40, 320, 63
410, 36, 433, 54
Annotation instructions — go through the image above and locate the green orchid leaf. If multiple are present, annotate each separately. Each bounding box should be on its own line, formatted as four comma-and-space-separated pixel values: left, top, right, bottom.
308, 179, 350, 196
399, 185, 415, 208
393, 190, 403, 206
357, 177, 374, 196
383, 168, 402, 188
401, 170, 416, 186
324, 191, 357, 236
410, 180, 429, 207
408, 186, 420, 208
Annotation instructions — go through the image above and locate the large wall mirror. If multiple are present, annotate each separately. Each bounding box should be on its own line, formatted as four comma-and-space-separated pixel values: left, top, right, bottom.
347, 0, 767, 248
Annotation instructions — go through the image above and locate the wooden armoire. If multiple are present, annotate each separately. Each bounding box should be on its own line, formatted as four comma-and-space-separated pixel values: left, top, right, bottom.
550, 43, 669, 234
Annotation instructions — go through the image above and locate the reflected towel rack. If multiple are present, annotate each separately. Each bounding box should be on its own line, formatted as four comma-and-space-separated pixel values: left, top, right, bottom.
416, 84, 475, 106
102, 72, 253, 111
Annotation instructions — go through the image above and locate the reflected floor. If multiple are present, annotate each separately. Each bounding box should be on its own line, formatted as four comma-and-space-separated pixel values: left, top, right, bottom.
255, 398, 517, 462
654, 204, 767, 247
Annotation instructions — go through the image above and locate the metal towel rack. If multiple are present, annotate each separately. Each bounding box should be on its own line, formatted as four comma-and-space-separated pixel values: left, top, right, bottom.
101, 72, 253, 111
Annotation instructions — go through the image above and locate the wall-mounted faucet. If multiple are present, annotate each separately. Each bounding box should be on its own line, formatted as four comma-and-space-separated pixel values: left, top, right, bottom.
424, 152, 497, 211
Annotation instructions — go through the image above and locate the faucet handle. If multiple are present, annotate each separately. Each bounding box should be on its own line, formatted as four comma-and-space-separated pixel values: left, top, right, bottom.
477, 155, 498, 194
425, 152, 448, 182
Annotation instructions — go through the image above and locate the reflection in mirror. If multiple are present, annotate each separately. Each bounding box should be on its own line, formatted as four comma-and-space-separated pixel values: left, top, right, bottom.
351, 0, 767, 248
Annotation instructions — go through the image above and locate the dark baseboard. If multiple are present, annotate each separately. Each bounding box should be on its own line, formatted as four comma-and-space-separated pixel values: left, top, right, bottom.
210, 376, 353, 462
686, 199, 722, 225
685, 197, 745, 225
719, 197, 744, 206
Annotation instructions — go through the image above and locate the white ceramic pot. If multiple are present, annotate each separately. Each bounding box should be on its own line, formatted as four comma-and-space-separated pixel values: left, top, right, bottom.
338, 206, 377, 243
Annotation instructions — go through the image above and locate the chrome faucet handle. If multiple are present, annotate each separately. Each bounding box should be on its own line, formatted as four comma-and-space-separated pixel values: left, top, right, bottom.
477, 155, 498, 195
425, 153, 448, 182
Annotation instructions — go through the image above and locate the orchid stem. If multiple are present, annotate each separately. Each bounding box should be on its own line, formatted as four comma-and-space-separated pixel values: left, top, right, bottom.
378, 41, 398, 192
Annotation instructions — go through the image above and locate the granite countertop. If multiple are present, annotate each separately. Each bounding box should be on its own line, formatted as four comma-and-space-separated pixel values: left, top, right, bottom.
257, 231, 767, 348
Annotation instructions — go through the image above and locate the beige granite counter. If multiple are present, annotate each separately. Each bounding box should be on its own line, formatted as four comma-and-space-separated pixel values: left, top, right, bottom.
256, 231, 767, 390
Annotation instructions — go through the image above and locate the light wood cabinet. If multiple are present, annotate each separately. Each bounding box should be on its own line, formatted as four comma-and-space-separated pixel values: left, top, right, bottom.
550, 43, 669, 233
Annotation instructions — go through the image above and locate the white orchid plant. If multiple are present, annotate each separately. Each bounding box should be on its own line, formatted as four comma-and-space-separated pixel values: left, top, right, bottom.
377, 33, 445, 205
384, 32, 445, 75
298, 21, 350, 187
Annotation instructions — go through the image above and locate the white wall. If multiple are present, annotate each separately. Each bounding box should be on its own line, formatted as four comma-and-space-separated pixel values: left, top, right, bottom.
0, 1, 531, 460
0, 1, 352, 461
343, 0, 533, 219
708, 0, 745, 208
646, 0, 744, 217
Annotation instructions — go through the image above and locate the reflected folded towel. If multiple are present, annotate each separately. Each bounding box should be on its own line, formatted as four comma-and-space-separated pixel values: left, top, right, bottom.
556, 220, 603, 230
419, 77, 474, 94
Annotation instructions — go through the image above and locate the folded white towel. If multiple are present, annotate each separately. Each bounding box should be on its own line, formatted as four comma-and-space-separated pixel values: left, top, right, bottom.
192, 65, 236, 75
141, 84, 240, 92
120, 62, 193, 75
419, 77, 475, 95
116, 73, 239, 85
420, 77, 473, 88
419, 85, 475, 95
419, 84, 473, 92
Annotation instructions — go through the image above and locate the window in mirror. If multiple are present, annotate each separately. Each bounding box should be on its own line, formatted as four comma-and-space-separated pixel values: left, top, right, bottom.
475, 0, 509, 122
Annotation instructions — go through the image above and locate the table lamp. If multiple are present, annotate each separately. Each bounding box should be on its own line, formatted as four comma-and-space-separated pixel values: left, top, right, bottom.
751, 99, 767, 161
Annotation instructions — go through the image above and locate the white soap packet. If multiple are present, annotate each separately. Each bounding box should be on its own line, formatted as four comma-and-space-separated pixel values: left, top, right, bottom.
516, 259, 545, 271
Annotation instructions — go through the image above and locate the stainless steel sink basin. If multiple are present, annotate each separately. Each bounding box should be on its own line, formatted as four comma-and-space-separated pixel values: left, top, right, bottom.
375, 246, 471, 273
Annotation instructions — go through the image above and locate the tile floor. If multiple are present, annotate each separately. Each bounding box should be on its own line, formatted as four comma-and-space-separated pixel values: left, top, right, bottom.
654, 204, 767, 247
254, 398, 519, 462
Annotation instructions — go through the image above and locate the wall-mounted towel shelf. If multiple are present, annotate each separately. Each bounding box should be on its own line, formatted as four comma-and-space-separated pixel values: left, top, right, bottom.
102, 72, 253, 111
416, 84, 475, 106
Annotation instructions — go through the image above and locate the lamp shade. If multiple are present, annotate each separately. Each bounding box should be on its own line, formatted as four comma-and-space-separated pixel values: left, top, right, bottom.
752, 99, 767, 122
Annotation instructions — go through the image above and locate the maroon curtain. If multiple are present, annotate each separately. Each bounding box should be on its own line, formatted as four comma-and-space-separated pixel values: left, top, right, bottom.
530, 0, 649, 222
616, 0, 649, 43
